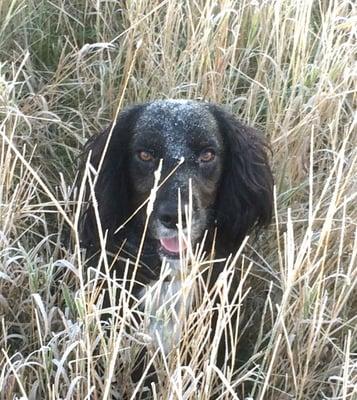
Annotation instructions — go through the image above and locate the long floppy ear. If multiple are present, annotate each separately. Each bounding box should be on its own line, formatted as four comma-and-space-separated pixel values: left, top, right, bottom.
80, 105, 143, 250
209, 105, 274, 248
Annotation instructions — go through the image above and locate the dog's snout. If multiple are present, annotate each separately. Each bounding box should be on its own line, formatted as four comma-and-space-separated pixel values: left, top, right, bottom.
157, 203, 186, 230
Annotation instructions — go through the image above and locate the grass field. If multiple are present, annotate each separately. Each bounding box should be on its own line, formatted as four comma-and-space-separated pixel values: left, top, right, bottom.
0, 0, 356, 399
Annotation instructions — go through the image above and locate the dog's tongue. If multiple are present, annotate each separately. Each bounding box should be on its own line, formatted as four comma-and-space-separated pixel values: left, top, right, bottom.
160, 236, 186, 253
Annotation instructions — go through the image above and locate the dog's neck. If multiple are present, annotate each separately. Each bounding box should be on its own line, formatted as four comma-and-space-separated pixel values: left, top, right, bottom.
138, 255, 191, 355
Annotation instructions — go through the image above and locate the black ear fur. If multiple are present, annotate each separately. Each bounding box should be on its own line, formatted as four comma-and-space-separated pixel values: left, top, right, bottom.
210, 105, 274, 248
80, 105, 143, 250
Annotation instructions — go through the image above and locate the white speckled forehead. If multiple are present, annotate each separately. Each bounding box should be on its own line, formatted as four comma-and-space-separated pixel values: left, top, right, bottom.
134, 99, 220, 160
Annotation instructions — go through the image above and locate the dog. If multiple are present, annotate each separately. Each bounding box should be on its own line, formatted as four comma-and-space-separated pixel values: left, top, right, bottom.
80, 99, 273, 363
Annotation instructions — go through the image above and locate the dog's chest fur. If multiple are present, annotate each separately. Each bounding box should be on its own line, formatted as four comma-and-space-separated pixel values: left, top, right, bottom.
138, 259, 192, 354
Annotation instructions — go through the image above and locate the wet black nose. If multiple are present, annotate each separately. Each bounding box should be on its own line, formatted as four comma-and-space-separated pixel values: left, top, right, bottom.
157, 203, 186, 230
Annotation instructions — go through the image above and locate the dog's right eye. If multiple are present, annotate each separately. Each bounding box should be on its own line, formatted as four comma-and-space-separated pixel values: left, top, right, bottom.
199, 149, 216, 163
137, 150, 155, 162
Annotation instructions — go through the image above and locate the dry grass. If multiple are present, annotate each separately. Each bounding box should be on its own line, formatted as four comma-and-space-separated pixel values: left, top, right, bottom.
0, 0, 356, 399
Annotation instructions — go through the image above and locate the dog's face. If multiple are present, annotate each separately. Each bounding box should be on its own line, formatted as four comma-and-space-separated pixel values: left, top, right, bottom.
81, 99, 273, 266
129, 100, 224, 259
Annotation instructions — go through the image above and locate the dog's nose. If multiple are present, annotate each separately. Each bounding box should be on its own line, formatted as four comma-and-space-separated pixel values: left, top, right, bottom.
157, 203, 186, 230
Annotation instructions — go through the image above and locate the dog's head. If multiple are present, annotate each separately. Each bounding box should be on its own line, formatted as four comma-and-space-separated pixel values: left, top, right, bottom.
81, 100, 273, 260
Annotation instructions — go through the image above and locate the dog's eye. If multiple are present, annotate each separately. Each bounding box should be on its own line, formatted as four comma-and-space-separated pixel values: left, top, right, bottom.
137, 150, 154, 162
199, 149, 216, 163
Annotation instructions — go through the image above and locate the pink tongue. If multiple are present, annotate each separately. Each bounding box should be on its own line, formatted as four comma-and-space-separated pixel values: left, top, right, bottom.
160, 237, 186, 253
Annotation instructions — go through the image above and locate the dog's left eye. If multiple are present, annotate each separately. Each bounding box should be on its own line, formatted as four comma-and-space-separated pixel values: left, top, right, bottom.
137, 150, 155, 162
199, 149, 216, 163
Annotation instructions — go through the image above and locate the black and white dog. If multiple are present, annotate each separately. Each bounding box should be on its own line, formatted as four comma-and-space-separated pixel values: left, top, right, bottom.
81, 99, 273, 356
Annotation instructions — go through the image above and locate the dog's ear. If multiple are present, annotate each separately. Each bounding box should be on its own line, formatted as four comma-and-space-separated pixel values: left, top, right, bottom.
80, 105, 142, 250
210, 105, 274, 248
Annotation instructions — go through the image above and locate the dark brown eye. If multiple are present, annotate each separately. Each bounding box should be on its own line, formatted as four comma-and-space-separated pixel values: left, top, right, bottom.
138, 150, 154, 162
199, 149, 216, 163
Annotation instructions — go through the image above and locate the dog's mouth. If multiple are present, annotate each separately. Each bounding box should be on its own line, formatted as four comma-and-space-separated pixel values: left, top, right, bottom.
159, 236, 187, 258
